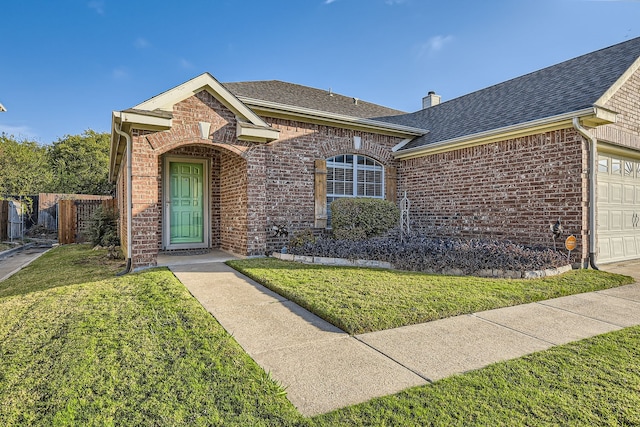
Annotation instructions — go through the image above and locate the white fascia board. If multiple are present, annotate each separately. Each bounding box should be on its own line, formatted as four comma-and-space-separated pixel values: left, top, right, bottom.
588, 106, 618, 125
0, 103, 6, 112
119, 111, 172, 131
597, 141, 640, 158
109, 110, 173, 181
239, 97, 429, 137
236, 121, 280, 142
393, 108, 600, 160
392, 138, 413, 152
133, 73, 271, 129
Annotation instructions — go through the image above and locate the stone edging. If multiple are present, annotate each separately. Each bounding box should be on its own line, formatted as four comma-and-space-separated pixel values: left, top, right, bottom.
271, 252, 573, 279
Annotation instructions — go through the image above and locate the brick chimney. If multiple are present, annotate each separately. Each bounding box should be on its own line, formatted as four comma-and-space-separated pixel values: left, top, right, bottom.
422, 91, 441, 109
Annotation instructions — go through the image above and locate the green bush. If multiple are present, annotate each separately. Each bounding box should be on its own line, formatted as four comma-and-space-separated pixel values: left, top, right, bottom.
89, 205, 120, 247
289, 228, 317, 248
330, 198, 399, 240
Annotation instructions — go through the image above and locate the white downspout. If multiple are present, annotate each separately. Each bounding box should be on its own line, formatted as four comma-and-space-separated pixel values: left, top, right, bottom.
572, 117, 599, 270
113, 121, 133, 274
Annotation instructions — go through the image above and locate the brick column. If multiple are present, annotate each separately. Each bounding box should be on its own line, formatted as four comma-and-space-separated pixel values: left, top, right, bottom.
246, 146, 267, 255
130, 133, 160, 268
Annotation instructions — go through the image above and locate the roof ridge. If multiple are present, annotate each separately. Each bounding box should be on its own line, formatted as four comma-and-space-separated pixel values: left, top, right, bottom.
223, 80, 407, 117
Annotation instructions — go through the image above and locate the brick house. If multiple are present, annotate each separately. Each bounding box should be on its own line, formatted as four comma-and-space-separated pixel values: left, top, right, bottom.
110, 37, 640, 270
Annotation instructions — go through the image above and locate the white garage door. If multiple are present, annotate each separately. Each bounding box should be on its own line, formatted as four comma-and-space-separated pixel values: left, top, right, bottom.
597, 153, 640, 263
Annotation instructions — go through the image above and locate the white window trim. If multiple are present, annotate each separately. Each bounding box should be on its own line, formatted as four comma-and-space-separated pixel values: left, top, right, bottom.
326, 154, 385, 199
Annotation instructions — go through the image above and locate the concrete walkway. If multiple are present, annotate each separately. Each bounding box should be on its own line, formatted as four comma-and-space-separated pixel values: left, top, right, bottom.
0, 244, 52, 282
170, 261, 640, 417
601, 258, 640, 282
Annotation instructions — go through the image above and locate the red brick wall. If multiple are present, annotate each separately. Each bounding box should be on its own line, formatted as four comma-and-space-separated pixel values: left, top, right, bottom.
124, 91, 253, 268
121, 87, 600, 268
123, 91, 407, 264
220, 150, 248, 255
127, 128, 160, 268
259, 118, 404, 254
604, 68, 640, 138
399, 128, 590, 264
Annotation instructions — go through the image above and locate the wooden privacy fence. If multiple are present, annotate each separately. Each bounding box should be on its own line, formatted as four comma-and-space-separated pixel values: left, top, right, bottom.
58, 198, 116, 244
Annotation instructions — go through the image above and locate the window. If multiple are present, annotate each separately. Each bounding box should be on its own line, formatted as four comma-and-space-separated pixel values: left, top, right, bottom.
625, 160, 634, 177
326, 154, 384, 224
598, 156, 609, 173
611, 158, 622, 175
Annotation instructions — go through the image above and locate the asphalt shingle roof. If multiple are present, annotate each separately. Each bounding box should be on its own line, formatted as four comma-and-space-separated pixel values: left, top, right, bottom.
223, 80, 407, 120
379, 36, 640, 150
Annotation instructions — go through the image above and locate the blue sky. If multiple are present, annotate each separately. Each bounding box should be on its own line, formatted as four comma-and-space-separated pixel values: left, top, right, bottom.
1, 0, 639, 144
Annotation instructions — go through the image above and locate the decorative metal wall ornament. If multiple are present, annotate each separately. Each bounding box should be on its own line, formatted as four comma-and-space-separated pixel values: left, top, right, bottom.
400, 191, 411, 243
271, 224, 289, 238
550, 218, 562, 250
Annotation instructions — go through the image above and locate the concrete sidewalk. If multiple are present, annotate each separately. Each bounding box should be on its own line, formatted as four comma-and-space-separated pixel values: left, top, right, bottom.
170, 262, 640, 417
0, 245, 52, 282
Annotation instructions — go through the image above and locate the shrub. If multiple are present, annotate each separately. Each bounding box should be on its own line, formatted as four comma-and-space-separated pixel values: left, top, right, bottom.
289, 228, 317, 248
288, 233, 569, 274
330, 198, 399, 240
89, 206, 120, 247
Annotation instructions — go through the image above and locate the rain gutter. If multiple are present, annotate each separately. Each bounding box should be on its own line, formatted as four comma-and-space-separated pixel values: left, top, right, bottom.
573, 117, 599, 270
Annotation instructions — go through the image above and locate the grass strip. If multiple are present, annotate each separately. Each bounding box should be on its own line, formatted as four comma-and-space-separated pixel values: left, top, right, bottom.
227, 258, 633, 334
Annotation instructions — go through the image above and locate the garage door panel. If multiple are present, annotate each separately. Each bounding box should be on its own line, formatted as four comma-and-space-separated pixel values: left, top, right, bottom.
598, 184, 609, 200
624, 185, 636, 204
610, 238, 625, 258
624, 210, 637, 229
624, 237, 637, 256
609, 183, 623, 203
598, 211, 609, 232
599, 238, 611, 259
597, 152, 640, 263
610, 211, 623, 230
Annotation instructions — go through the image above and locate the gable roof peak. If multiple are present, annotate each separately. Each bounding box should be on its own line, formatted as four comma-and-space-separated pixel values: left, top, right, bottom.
128, 72, 271, 130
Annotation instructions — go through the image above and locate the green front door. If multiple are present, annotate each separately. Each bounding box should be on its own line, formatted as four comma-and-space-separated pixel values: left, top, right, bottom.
169, 161, 204, 245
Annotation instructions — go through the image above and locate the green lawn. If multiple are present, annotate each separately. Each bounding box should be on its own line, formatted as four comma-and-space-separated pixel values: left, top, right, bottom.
0, 244, 124, 298
1, 246, 638, 426
227, 258, 633, 334
0, 245, 303, 426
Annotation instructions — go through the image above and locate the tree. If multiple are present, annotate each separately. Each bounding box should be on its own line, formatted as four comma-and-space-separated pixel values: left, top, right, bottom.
0, 133, 52, 196
48, 129, 112, 195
